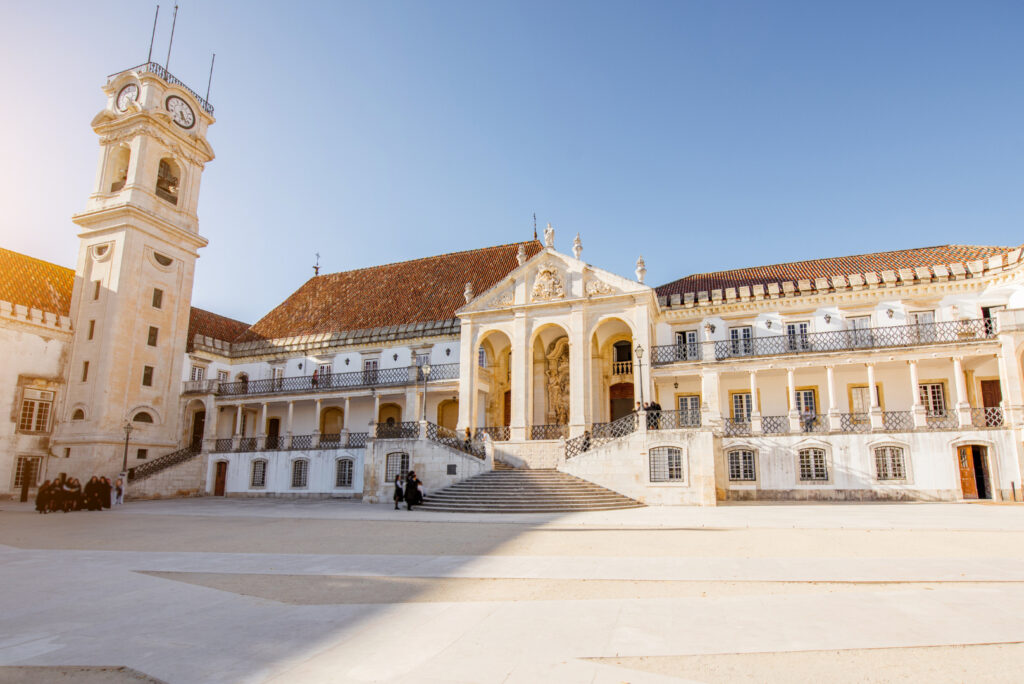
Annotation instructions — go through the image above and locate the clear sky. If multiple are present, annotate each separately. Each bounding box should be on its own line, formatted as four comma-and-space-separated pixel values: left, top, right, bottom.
1, 1, 1021, 323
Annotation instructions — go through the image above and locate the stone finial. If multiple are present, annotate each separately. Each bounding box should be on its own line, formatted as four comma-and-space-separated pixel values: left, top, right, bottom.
516, 243, 527, 266
635, 256, 646, 283
464, 281, 474, 304
572, 232, 582, 260
544, 222, 555, 248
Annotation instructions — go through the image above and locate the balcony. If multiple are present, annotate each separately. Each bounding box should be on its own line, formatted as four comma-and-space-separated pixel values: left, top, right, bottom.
651, 342, 702, 365
611, 360, 633, 376
183, 379, 218, 394
216, 363, 459, 398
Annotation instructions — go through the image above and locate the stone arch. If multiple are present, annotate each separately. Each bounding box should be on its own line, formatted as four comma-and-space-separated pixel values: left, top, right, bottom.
156, 157, 182, 205
182, 398, 208, 451
436, 399, 459, 430
478, 328, 512, 428
529, 323, 571, 429
320, 406, 345, 435
590, 316, 639, 423
108, 144, 131, 192
378, 402, 402, 425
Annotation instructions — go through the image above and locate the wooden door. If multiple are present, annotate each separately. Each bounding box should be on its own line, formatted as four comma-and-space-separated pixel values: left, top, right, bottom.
190, 411, 206, 451
214, 461, 227, 496
266, 418, 280, 450
956, 447, 978, 499
980, 380, 1002, 407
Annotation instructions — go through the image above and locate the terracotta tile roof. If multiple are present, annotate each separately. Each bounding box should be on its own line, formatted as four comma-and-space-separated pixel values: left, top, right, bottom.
238, 240, 543, 342
0, 247, 75, 316
656, 244, 1014, 298
186, 307, 251, 351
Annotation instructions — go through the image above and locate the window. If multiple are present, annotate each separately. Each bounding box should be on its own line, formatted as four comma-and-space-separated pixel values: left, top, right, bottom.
728, 450, 756, 481
147, 326, 159, 346
87, 320, 95, 340
251, 459, 267, 488
786, 321, 810, 351
478, 347, 487, 368
63, 448, 70, 459
19, 389, 54, 432
447, 464, 457, 475
13, 457, 40, 489
291, 459, 309, 488
385, 452, 409, 481
849, 316, 872, 347
677, 395, 700, 425
794, 389, 817, 416
156, 158, 180, 205
729, 326, 753, 356
875, 446, 906, 481
363, 358, 379, 384
415, 353, 430, 366
136, 449, 148, 460
271, 367, 284, 390
190, 366, 206, 382
133, 412, 153, 423
142, 366, 154, 386
71, 409, 85, 420
919, 383, 946, 414
731, 392, 752, 422
318, 363, 332, 376
152, 288, 163, 308
217, 370, 229, 383
798, 448, 828, 481
982, 306, 1004, 335
82, 361, 89, 382
93, 281, 101, 300
336, 459, 353, 488
649, 446, 684, 482
675, 330, 698, 359
910, 311, 936, 343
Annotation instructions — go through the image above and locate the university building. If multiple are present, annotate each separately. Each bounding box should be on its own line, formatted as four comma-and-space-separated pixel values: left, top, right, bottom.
3, 62, 1023, 506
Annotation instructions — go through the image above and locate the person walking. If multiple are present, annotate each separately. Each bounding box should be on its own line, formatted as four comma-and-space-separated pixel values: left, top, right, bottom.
35, 480, 52, 514
404, 470, 420, 511
393, 473, 404, 510
114, 478, 124, 506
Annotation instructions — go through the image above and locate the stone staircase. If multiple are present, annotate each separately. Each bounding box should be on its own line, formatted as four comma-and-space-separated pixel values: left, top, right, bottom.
417, 466, 643, 513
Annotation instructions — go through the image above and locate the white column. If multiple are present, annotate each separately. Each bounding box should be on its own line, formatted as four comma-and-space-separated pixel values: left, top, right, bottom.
372, 392, 381, 426
748, 370, 761, 433
343, 397, 351, 431
909, 359, 926, 428
700, 370, 721, 426
314, 398, 322, 435
953, 356, 971, 427
509, 313, 528, 440
286, 401, 294, 437
787, 368, 800, 432
826, 365, 840, 431
569, 306, 587, 437
456, 320, 476, 432
258, 402, 268, 449
866, 363, 883, 430
234, 405, 242, 435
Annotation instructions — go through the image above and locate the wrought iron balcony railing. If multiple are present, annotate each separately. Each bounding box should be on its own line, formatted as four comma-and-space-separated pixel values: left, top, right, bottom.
839, 413, 871, 433
214, 438, 233, 452
375, 421, 419, 440
712, 319, 996, 361
426, 422, 485, 459
723, 419, 751, 436
565, 411, 638, 459
882, 411, 913, 431
531, 424, 569, 440
216, 363, 459, 398
761, 415, 788, 434
475, 426, 511, 441
108, 62, 215, 115
971, 407, 1004, 428
650, 409, 701, 430
651, 342, 702, 365
925, 410, 959, 430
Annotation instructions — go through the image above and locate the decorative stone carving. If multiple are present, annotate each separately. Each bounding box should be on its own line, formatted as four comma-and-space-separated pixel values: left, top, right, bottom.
516, 243, 527, 266
544, 222, 555, 248
586, 279, 613, 297
636, 256, 647, 284
464, 281, 474, 304
532, 266, 565, 301
572, 233, 582, 260
545, 339, 570, 425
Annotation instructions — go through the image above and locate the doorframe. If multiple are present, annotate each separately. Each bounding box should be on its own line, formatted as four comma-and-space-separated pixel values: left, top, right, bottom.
950, 438, 1000, 501
212, 460, 229, 496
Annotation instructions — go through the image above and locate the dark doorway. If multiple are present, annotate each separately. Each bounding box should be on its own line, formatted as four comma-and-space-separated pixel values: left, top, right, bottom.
214, 461, 227, 496
503, 390, 511, 427
190, 411, 206, 451
609, 382, 635, 422
266, 418, 281, 450
956, 445, 991, 500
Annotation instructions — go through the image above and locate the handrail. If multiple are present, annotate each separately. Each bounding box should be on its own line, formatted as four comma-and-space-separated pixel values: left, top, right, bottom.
128, 447, 198, 482
108, 62, 215, 115
565, 411, 638, 459
217, 363, 459, 398
426, 422, 485, 459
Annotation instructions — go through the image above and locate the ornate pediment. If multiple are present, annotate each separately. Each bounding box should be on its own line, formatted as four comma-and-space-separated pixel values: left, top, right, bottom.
585, 278, 614, 297
532, 266, 565, 302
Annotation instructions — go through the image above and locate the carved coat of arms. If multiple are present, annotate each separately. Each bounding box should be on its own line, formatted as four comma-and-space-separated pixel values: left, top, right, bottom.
532, 267, 565, 301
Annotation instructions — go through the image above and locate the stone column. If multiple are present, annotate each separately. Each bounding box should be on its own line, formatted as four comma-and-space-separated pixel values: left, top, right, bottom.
953, 357, 971, 427
314, 398, 322, 439
569, 305, 587, 437
909, 359, 926, 428
372, 392, 381, 426
700, 370, 721, 427
867, 363, 883, 430
286, 400, 294, 446
232, 404, 242, 449
456, 319, 476, 432
749, 370, 761, 434
509, 313, 529, 440
343, 396, 351, 431
258, 402, 268, 449
826, 365, 841, 431
787, 368, 800, 432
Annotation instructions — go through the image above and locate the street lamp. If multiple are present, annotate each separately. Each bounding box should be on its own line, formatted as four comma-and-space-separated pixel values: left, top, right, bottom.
122, 421, 134, 474
634, 343, 645, 406
420, 362, 432, 421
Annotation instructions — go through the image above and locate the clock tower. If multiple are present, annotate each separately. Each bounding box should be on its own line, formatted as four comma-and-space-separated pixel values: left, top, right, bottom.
52, 63, 215, 478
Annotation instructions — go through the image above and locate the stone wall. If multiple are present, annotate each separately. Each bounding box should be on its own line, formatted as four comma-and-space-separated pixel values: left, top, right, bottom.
363, 437, 491, 503
128, 453, 206, 500
492, 440, 563, 469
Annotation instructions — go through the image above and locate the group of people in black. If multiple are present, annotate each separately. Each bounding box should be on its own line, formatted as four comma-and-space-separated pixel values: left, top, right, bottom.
34, 474, 123, 513
641, 400, 663, 428
393, 471, 423, 511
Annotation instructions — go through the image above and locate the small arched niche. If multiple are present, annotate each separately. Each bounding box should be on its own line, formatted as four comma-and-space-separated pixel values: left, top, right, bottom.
109, 146, 130, 192
155, 158, 180, 205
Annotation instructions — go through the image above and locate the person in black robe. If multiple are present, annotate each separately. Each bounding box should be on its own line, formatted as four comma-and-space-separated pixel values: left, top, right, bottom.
66, 478, 83, 512
100, 477, 112, 509
84, 476, 102, 511
404, 471, 420, 510
393, 474, 404, 510
35, 480, 52, 514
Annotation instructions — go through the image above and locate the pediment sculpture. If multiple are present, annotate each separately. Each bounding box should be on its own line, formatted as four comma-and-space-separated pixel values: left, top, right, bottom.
585, 279, 613, 296
532, 266, 565, 301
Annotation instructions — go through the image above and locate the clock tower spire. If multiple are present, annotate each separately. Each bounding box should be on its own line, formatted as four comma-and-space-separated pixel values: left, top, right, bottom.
52, 62, 216, 478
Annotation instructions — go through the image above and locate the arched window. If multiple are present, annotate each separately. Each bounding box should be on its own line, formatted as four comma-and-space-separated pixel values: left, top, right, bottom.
71, 409, 85, 420
874, 446, 906, 481
649, 446, 684, 482
110, 146, 130, 192
133, 412, 154, 424
336, 459, 353, 488
385, 452, 409, 482
291, 459, 308, 488
251, 459, 268, 488
156, 158, 180, 205
727, 449, 756, 481
798, 448, 828, 481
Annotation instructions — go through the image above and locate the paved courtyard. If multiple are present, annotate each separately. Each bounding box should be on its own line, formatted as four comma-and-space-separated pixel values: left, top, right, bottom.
1, 498, 1023, 683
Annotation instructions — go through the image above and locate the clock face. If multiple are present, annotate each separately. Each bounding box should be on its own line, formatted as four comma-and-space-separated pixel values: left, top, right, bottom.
116, 83, 139, 112
165, 95, 195, 129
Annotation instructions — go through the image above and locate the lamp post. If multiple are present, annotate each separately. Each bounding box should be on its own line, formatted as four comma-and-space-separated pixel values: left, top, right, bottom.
122, 421, 134, 474
420, 362, 432, 421
634, 343, 645, 407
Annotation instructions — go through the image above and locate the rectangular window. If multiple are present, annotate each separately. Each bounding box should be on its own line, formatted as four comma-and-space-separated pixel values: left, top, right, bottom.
849, 316, 872, 347
136, 449, 148, 460
675, 330, 698, 359
919, 383, 946, 414
385, 452, 409, 482
152, 288, 163, 309
251, 460, 267, 488
147, 326, 159, 346
911, 311, 936, 343
649, 446, 684, 482
786, 321, 810, 351
875, 446, 906, 480
217, 370, 229, 383
729, 326, 753, 356
336, 459, 354, 487
64, 448, 71, 459
19, 389, 54, 432
363, 358, 379, 384
677, 395, 700, 425
82, 361, 89, 382
142, 365, 154, 386
190, 366, 206, 381
446, 464, 457, 476
982, 306, 1004, 335
478, 347, 487, 368
731, 392, 752, 422
799, 449, 828, 481
93, 281, 101, 300
13, 457, 40, 489
291, 460, 309, 488
728, 450, 756, 481
87, 320, 95, 340
318, 363, 332, 376
794, 389, 817, 415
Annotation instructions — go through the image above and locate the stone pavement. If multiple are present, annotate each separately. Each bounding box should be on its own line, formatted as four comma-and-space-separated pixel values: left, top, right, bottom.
0, 498, 1023, 683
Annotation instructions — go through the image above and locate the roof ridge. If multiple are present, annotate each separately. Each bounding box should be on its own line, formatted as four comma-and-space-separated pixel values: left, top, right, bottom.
0, 246, 74, 277
317, 239, 542, 280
